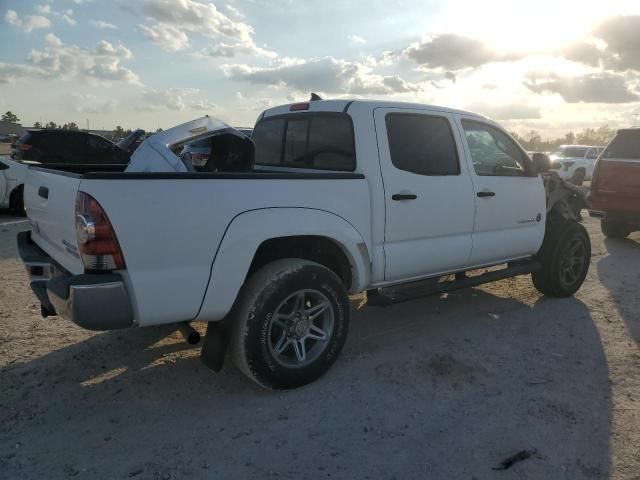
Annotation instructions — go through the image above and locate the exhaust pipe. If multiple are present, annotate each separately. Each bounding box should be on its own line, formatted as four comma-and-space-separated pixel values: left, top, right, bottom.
177, 322, 201, 345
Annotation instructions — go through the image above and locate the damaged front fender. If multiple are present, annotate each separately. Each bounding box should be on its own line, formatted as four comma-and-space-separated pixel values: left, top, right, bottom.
542, 171, 587, 222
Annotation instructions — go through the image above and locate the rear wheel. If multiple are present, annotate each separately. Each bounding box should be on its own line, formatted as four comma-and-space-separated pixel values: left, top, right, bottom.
601, 219, 631, 239
230, 259, 350, 389
532, 221, 591, 297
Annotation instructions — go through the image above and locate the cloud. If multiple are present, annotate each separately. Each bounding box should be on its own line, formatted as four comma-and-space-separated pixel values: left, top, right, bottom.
0, 34, 140, 85
464, 102, 541, 120
139, 0, 274, 57
524, 73, 639, 103
90, 20, 117, 29
222, 56, 420, 95
562, 16, 640, 71
348, 35, 367, 46
67, 93, 119, 114
137, 88, 201, 111
139, 23, 189, 52
403, 34, 523, 70
34, 4, 77, 26
4, 10, 51, 32
190, 99, 219, 111
592, 15, 640, 71
61, 14, 77, 26
198, 42, 277, 59
225, 4, 244, 19
0, 63, 41, 84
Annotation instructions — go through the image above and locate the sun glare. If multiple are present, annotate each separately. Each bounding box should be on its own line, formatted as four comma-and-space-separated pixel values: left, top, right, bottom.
438, 0, 636, 53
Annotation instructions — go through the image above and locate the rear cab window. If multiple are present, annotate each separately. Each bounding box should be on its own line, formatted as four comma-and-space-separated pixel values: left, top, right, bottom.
603, 132, 640, 160
252, 113, 356, 171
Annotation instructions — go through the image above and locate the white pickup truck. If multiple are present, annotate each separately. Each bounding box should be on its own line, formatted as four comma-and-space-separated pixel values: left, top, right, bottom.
18, 99, 590, 389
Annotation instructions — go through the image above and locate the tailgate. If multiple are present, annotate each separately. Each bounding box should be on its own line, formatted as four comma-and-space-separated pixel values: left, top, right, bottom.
594, 159, 640, 199
24, 168, 84, 274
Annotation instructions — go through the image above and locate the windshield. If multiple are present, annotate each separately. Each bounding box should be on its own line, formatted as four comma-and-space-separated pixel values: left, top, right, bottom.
553, 147, 588, 158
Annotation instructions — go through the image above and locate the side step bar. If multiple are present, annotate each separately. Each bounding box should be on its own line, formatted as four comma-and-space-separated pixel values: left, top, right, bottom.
367, 261, 541, 306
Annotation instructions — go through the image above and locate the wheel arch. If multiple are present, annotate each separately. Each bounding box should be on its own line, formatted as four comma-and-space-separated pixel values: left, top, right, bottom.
8, 183, 24, 210
195, 208, 371, 322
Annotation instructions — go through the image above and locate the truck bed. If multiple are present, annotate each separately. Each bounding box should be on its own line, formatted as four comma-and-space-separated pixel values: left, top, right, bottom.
24, 166, 370, 327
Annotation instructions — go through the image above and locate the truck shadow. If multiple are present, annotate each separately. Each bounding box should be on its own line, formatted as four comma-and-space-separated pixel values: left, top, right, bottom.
598, 234, 640, 342
0, 283, 612, 479
0, 221, 28, 261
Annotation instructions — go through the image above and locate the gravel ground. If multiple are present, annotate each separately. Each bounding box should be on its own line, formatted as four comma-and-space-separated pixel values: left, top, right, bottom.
0, 214, 638, 479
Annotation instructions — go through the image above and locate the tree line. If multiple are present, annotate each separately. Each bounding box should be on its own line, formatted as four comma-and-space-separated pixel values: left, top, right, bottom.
511, 126, 617, 152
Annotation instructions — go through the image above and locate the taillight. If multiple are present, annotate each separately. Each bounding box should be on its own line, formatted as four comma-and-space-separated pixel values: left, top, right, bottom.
290, 102, 309, 111
19, 143, 32, 151
75, 192, 125, 270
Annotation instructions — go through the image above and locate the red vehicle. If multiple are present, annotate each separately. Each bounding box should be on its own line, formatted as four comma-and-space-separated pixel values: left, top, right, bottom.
589, 128, 640, 238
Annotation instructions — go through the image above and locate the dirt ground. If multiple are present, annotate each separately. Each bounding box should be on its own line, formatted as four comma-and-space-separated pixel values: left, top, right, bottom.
0, 213, 638, 480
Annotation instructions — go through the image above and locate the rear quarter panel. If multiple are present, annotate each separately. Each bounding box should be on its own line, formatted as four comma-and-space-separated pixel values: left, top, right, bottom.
79, 177, 371, 326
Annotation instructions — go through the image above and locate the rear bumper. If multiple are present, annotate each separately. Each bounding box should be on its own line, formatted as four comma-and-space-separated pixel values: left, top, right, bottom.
17, 231, 134, 331
589, 194, 640, 223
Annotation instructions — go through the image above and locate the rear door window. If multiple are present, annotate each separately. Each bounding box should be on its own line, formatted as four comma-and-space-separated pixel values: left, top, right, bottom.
385, 113, 459, 175
253, 113, 355, 171
603, 133, 640, 160
86, 135, 113, 163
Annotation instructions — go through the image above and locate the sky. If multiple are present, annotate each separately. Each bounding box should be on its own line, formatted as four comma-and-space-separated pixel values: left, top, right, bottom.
1, 0, 640, 136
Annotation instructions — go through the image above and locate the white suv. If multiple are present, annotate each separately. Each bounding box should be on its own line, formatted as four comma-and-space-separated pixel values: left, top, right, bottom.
549, 145, 604, 185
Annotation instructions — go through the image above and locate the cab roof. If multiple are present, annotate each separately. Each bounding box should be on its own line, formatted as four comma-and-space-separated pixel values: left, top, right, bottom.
261, 99, 488, 120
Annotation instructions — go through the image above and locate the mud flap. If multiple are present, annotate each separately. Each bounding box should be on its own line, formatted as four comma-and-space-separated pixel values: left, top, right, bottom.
200, 323, 227, 372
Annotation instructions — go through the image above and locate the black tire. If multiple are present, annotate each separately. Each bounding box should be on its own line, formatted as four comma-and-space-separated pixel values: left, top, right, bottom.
230, 259, 350, 389
601, 219, 631, 239
571, 168, 586, 186
532, 221, 591, 297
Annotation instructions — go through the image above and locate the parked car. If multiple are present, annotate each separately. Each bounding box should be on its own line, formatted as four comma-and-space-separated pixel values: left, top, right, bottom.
549, 144, 604, 185
0, 133, 18, 143
13, 128, 144, 173
3, 129, 144, 214
17, 100, 590, 389
589, 128, 640, 238
0, 156, 29, 212
179, 128, 252, 170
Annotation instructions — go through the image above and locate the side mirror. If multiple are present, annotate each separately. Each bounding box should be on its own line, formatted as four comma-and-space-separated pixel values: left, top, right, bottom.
532, 152, 550, 174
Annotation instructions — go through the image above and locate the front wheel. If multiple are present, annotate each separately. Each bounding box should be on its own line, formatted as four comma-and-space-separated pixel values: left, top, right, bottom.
532, 221, 591, 297
230, 259, 350, 389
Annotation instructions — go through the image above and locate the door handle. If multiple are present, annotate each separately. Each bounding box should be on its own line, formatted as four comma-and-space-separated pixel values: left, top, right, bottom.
38, 186, 49, 199
477, 191, 495, 198
392, 193, 417, 201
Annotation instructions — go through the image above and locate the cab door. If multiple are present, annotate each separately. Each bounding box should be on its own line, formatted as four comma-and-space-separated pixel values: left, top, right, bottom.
375, 108, 476, 282
454, 115, 546, 265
